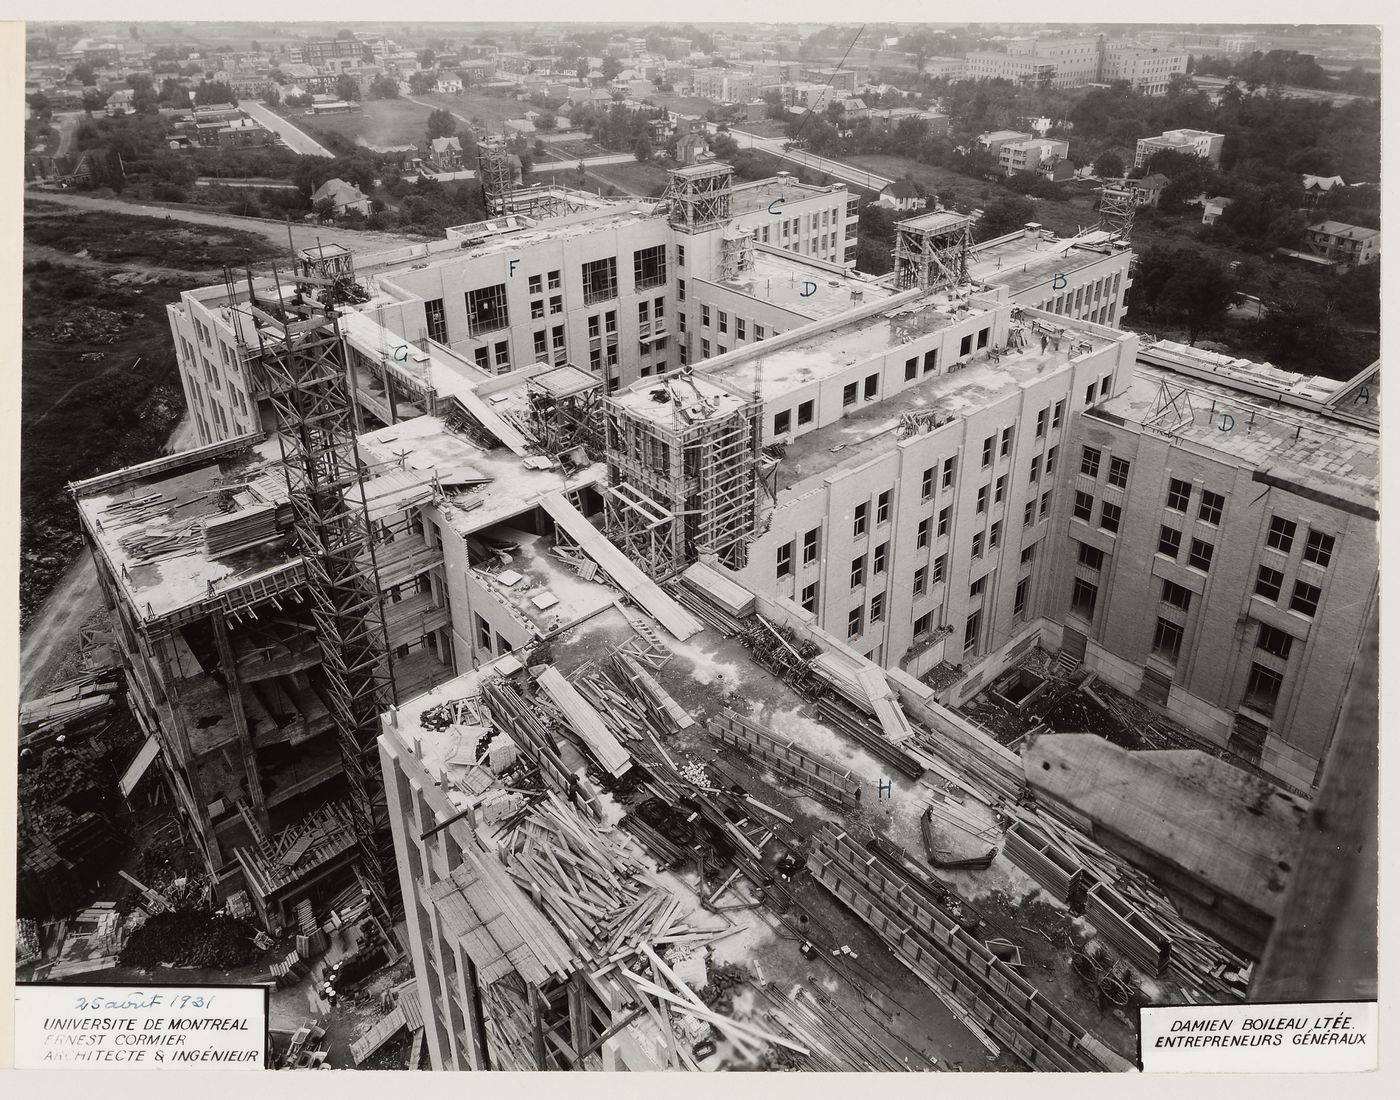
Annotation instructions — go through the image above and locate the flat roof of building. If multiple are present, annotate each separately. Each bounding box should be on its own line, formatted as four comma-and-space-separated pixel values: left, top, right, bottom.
969, 229, 1128, 297
75, 436, 298, 620
778, 323, 1118, 484
1099, 362, 1379, 510
729, 175, 846, 217
707, 288, 992, 404
709, 250, 894, 322
610, 371, 753, 428
356, 415, 603, 537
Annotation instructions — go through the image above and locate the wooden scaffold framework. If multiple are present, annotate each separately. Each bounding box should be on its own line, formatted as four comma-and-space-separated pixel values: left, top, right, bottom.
892, 211, 974, 292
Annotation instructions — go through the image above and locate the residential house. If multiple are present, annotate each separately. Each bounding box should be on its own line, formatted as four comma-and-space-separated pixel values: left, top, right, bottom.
1129, 173, 1170, 207
1301, 175, 1345, 206
1201, 196, 1233, 225
105, 89, 134, 116
436, 74, 463, 95
876, 178, 927, 213
997, 137, 1069, 177
1134, 128, 1225, 170
310, 177, 372, 218
428, 136, 464, 169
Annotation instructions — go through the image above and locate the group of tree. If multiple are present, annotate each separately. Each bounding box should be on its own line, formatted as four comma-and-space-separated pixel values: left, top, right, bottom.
1193, 49, 1377, 96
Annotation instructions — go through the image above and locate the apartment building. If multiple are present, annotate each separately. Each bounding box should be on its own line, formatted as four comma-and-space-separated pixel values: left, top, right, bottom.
1099, 46, 1189, 96
690, 67, 764, 103
1040, 344, 1378, 791
967, 37, 1186, 95
977, 129, 1034, 156
997, 137, 1070, 178
1134, 128, 1226, 170
1301, 220, 1379, 270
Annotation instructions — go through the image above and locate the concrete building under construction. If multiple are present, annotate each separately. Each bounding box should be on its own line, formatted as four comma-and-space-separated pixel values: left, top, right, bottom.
62, 159, 1374, 1066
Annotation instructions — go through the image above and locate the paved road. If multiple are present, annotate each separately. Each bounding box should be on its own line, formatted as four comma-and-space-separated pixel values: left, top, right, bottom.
238, 100, 335, 158
728, 127, 894, 191
26, 189, 416, 256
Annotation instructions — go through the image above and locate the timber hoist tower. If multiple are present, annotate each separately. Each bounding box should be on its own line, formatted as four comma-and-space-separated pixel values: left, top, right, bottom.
242, 264, 401, 923
892, 209, 975, 292
479, 136, 517, 218
1096, 177, 1137, 240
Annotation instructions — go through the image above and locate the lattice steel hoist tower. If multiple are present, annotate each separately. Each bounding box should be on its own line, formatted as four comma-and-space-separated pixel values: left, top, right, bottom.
243, 265, 401, 922
892, 210, 975, 292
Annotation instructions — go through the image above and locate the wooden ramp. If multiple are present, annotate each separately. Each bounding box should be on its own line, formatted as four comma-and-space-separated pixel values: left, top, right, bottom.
349, 1005, 406, 1065
540, 493, 702, 640
535, 665, 633, 777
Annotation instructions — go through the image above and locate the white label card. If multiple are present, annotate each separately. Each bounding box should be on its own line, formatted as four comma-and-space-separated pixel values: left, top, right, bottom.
1139, 1000, 1377, 1072
14, 984, 268, 1070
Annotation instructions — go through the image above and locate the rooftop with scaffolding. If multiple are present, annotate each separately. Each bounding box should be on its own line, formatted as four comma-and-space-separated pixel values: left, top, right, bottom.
1099, 359, 1379, 511
967, 225, 1131, 298
707, 288, 999, 404
776, 312, 1125, 485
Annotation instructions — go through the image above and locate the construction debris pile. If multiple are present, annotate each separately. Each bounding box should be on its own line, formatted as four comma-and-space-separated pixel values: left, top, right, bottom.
118, 909, 264, 970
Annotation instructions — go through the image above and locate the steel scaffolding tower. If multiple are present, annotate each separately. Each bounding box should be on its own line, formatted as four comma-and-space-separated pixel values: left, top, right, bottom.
892, 210, 974, 292
245, 268, 401, 923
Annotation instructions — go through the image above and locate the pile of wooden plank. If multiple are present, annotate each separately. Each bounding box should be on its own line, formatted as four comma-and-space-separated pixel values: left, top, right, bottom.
855, 666, 917, 742
118, 524, 204, 564
498, 793, 725, 967
680, 562, 755, 617
533, 666, 633, 778
19, 671, 121, 741
707, 709, 861, 809
203, 502, 279, 558
1084, 882, 1173, 977
816, 696, 926, 780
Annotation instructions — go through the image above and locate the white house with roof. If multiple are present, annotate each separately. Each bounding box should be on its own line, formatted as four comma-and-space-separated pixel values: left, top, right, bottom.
876, 178, 927, 212
310, 177, 372, 218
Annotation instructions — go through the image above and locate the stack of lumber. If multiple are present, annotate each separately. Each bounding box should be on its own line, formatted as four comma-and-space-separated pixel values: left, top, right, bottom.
349, 1006, 406, 1065
203, 502, 279, 557
816, 696, 926, 780
20, 672, 120, 738
98, 492, 176, 528
680, 562, 756, 617
533, 666, 633, 778
747, 983, 928, 1071
119, 524, 203, 564
612, 654, 694, 733
807, 824, 1129, 1072
1084, 882, 1173, 977
1001, 815, 1087, 905
810, 652, 871, 708
666, 579, 748, 636
854, 666, 917, 742
707, 709, 861, 809
498, 793, 725, 967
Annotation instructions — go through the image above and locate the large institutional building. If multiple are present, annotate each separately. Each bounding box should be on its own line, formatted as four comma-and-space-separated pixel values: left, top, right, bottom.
964, 35, 1189, 94
72, 162, 1376, 1068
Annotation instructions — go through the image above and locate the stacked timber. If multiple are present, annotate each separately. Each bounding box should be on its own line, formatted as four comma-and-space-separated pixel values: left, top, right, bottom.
1084, 882, 1173, 977
19, 671, 121, 741
707, 709, 861, 809
854, 667, 917, 743
533, 666, 632, 778
498, 793, 726, 967
681, 561, 755, 616
816, 696, 925, 780
203, 502, 279, 557
613, 655, 694, 733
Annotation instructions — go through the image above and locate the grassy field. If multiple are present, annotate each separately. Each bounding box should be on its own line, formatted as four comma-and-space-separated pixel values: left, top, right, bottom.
648, 93, 721, 117
19, 204, 281, 624
531, 158, 671, 199
413, 92, 530, 131
283, 98, 431, 151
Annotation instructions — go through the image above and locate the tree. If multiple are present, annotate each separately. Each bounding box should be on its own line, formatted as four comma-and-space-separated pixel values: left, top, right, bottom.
974, 195, 1036, 241
576, 58, 590, 84
409, 71, 437, 95
418, 48, 437, 69
80, 89, 106, 118
1160, 255, 1235, 343
314, 197, 337, 223
1092, 150, 1124, 179
194, 81, 235, 106
71, 62, 96, 86
426, 108, 457, 140
633, 133, 654, 162
710, 133, 739, 160
335, 74, 361, 103
369, 74, 400, 100
600, 57, 623, 83
535, 111, 556, 131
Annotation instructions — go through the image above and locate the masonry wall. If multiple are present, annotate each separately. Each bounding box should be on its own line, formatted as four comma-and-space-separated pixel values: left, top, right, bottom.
1041, 408, 1378, 790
